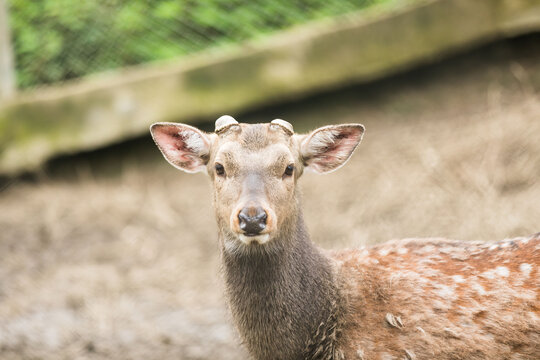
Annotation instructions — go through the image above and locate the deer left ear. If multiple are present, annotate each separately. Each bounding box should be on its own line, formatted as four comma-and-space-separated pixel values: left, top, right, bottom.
299, 124, 364, 173
150, 122, 211, 173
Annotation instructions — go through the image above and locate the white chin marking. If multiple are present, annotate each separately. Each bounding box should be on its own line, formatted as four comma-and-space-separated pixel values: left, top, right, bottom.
239, 234, 270, 245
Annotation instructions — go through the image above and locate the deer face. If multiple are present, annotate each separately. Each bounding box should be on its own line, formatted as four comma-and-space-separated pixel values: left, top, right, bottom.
150, 116, 364, 249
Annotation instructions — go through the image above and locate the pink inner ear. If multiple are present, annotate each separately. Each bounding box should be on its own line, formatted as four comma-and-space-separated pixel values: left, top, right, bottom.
152, 125, 208, 172
308, 126, 363, 173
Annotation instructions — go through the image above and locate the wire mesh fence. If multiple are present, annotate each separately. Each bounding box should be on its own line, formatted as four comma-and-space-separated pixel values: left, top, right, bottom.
6, 0, 387, 90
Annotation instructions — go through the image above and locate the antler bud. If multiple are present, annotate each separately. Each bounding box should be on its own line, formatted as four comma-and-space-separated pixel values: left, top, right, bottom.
215, 115, 239, 134
270, 119, 294, 135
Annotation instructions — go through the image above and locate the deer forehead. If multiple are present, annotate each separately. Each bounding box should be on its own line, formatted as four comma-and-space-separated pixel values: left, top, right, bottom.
213, 140, 297, 168
217, 123, 294, 149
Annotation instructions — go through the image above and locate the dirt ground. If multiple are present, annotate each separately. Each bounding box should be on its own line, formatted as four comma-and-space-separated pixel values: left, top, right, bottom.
1, 34, 539, 359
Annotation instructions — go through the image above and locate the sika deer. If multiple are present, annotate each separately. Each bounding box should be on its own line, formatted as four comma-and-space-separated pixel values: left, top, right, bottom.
150, 116, 540, 360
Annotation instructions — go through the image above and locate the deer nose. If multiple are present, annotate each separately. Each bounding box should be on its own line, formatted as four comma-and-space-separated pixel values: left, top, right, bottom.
238, 207, 267, 235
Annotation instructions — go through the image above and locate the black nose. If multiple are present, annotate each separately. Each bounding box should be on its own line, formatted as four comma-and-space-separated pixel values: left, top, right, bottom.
238, 207, 267, 235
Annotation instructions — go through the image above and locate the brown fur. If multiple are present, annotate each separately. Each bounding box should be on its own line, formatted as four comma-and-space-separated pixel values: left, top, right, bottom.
222, 215, 341, 359
334, 235, 540, 359
150, 121, 540, 360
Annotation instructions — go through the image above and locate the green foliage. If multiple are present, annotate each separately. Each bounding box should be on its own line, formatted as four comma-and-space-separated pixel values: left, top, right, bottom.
8, 0, 386, 88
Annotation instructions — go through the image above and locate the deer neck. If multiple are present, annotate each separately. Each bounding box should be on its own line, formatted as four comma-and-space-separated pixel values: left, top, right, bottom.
220, 213, 343, 360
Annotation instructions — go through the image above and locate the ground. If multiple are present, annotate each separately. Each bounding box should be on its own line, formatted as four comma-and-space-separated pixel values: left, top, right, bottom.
0, 35, 539, 359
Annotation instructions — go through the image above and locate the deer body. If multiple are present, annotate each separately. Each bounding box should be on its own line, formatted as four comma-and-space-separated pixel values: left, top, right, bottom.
151, 117, 540, 360
335, 236, 540, 359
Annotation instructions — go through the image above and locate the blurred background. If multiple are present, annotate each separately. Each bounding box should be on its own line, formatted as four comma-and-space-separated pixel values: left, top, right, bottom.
0, 0, 539, 358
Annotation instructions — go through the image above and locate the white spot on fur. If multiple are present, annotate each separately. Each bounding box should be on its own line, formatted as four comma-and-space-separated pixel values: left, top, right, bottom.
520, 263, 532, 278
432, 299, 448, 311
434, 283, 455, 298
397, 247, 408, 255
419, 245, 435, 254
495, 266, 509, 277
378, 248, 390, 257
481, 269, 496, 280
452, 275, 465, 283
471, 282, 487, 296
489, 244, 498, 251
481, 266, 510, 280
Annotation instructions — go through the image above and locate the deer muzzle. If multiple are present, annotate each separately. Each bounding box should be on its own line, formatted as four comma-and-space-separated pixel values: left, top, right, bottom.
238, 206, 267, 235
231, 203, 275, 245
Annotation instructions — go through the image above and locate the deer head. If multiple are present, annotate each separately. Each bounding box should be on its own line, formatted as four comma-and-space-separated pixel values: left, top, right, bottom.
150, 116, 364, 252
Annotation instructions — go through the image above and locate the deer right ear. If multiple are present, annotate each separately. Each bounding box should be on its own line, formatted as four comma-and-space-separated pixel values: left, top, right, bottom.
150, 122, 211, 173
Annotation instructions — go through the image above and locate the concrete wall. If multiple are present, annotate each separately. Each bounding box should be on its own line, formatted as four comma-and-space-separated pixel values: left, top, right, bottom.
1, 0, 539, 175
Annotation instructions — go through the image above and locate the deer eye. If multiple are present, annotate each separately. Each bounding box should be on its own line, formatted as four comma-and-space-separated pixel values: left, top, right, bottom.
283, 164, 294, 177
215, 163, 225, 176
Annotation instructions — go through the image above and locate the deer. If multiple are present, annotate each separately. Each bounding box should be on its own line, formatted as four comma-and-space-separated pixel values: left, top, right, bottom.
150, 116, 540, 360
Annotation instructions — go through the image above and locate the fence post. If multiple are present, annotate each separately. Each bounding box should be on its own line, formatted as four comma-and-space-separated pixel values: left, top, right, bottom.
0, 0, 16, 101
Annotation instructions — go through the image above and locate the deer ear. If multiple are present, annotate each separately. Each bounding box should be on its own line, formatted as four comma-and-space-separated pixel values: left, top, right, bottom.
300, 124, 364, 173
150, 122, 211, 173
